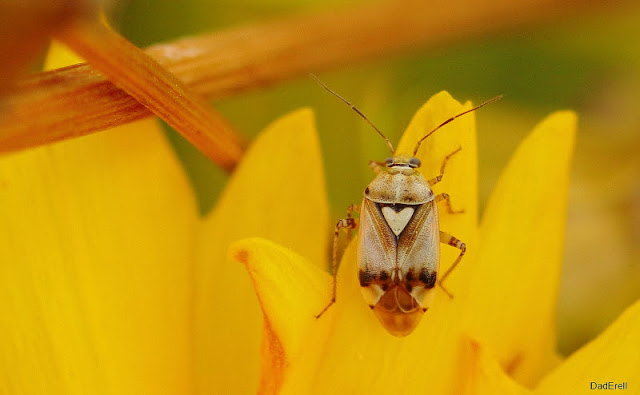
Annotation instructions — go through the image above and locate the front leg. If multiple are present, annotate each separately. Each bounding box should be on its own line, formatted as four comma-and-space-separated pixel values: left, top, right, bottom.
368, 160, 385, 174
427, 146, 462, 186
437, 231, 466, 298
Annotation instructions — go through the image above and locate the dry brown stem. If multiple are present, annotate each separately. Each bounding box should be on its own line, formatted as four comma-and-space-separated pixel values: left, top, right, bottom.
0, 0, 626, 166
57, 20, 244, 172
0, 0, 97, 94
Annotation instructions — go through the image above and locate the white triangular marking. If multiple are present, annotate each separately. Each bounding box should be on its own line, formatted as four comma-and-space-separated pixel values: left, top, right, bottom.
382, 206, 414, 236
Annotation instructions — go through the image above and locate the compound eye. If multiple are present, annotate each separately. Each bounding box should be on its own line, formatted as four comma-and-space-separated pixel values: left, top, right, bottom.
384, 157, 394, 166
409, 157, 421, 168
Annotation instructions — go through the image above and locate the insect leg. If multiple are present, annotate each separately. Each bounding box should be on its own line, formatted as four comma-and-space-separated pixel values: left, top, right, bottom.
345, 204, 361, 243
434, 193, 464, 214
427, 146, 462, 186
368, 160, 385, 174
437, 231, 466, 298
315, 213, 357, 319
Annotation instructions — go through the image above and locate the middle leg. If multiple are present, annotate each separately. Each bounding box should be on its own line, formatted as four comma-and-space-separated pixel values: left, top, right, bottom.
435, 192, 464, 214
437, 230, 467, 298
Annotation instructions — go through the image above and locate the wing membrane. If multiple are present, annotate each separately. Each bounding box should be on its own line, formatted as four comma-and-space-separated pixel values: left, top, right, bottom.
397, 201, 440, 275
358, 198, 396, 274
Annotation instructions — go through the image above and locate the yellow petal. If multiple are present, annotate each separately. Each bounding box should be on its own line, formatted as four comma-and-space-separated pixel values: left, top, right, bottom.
0, 42, 197, 394
464, 111, 577, 385
292, 238, 468, 393
230, 238, 332, 394
395, 91, 478, 296
234, 236, 465, 394
0, 117, 197, 394
535, 299, 640, 393
247, 94, 481, 394
45, 40, 84, 69
456, 337, 532, 395
194, 109, 329, 394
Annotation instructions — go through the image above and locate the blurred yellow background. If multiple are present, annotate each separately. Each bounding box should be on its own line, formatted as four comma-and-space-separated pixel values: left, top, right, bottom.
110, 0, 640, 356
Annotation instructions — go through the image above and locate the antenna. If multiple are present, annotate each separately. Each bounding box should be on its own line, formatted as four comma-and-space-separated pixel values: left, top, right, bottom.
311, 74, 394, 155
412, 95, 503, 157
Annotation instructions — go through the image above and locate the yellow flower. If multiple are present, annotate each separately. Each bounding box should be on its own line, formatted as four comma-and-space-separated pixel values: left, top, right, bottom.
2, 44, 638, 395
193, 108, 329, 394
230, 93, 640, 393
0, 49, 198, 392
0, 44, 331, 394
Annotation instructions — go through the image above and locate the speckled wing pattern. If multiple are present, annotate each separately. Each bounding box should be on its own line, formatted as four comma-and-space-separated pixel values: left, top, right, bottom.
357, 198, 396, 276
397, 200, 440, 276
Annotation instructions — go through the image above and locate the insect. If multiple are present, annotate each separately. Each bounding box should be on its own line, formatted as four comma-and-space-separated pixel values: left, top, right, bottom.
312, 75, 501, 336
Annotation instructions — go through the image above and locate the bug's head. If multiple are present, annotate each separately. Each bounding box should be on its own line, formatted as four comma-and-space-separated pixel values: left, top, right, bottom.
384, 156, 421, 169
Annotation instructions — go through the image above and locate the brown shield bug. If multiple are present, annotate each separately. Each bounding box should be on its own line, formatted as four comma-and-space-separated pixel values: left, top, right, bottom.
312, 75, 500, 336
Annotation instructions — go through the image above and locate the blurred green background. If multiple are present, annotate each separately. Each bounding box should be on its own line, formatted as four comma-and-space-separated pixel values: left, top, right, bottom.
111, 0, 640, 356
